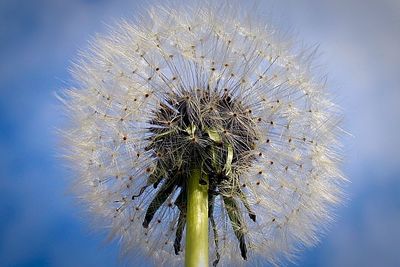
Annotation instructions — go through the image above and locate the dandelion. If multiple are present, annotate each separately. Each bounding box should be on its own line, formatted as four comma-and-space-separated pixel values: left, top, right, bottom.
61, 1, 344, 266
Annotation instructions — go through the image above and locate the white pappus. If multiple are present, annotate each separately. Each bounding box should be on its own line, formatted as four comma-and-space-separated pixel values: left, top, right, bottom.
60, 1, 345, 266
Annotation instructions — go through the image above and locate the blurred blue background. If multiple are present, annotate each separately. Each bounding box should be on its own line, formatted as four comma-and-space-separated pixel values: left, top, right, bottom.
1, 0, 399, 266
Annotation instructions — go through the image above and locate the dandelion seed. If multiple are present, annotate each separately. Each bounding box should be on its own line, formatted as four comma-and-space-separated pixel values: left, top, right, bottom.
61, 1, 345, 266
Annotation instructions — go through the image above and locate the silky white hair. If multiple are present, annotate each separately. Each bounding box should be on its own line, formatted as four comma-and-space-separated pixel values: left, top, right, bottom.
60, 1, 345, 266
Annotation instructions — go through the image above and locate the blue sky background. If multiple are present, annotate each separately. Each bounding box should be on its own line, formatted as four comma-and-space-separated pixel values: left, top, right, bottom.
1, 0, 399, 266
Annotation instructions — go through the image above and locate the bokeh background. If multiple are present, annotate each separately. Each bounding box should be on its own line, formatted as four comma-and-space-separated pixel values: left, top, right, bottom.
1, 0, 399, 266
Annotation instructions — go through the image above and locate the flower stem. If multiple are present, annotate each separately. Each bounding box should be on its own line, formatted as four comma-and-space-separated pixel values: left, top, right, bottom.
185, 168, 209, 267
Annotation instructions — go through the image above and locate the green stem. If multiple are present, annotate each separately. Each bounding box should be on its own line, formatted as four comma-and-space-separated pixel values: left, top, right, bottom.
185, 168, 209, 267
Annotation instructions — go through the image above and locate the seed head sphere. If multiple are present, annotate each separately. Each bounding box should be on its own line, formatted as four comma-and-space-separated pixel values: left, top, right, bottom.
62, 1, 344, 266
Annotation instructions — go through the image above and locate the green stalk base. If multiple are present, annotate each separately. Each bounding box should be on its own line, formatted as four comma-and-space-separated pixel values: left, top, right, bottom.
185, 168, 209, 267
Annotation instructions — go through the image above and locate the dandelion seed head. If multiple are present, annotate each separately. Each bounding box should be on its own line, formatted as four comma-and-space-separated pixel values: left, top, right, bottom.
61, 1, 345, 266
